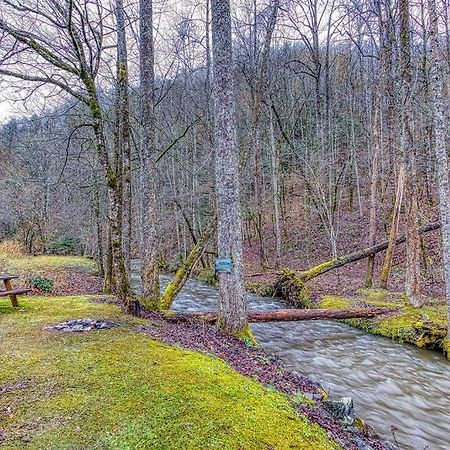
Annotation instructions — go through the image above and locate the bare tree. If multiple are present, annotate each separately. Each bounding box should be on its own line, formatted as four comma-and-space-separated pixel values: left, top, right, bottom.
211, 0, 249, 336
428, 0, 450, 338
139, 0, 160, 308
399, 0, 422, 306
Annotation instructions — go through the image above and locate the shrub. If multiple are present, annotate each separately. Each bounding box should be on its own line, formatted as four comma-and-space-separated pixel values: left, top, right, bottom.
45, 235, 80, 255
29, 276, 54, 293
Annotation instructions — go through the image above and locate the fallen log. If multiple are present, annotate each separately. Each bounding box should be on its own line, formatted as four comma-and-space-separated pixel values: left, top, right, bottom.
298, 221, 441, 282
164, 307, 397, 323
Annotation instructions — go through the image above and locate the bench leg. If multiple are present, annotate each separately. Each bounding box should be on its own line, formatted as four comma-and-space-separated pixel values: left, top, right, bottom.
4, 279, 19, 307
9, 294, 19, 307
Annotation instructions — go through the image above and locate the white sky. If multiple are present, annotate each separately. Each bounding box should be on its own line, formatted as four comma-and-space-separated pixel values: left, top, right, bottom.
0, 101, 13, 124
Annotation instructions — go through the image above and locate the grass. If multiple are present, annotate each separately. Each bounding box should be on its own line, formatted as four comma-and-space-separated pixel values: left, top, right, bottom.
0, 295, 339, 450
320, 290, 449, 354
0, 254, 97, 276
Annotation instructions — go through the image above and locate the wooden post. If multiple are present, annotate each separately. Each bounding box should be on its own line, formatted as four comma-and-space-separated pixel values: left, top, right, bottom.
4, 279, 18, 307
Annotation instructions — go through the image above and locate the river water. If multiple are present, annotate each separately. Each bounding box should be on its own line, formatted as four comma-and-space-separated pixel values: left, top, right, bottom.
130, 262, 450, 450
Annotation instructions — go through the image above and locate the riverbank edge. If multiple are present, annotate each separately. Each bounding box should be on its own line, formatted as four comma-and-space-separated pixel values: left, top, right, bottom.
319, 292, 450, 357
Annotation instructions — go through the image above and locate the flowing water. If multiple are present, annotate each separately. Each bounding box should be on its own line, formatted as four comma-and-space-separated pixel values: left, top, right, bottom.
130, 261, 450, 450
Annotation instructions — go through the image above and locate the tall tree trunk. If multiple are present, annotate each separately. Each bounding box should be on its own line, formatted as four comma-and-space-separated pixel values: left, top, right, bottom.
270, 109, 282, 267
115, 0, 132, 272
365, 108, 380, 288
104, 225, 115, 293
85, 79, 130, 303
139, 0, 160, 309
93, 178, 105, 279
399, 0, 422, 306
211, 0, 249, 336
428, 0, 450, 338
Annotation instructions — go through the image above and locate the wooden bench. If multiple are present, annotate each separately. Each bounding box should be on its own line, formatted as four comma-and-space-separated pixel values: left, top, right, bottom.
0, 274, 31, 307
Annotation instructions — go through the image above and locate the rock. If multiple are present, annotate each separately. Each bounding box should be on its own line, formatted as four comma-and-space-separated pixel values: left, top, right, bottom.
324, 396, 355, 425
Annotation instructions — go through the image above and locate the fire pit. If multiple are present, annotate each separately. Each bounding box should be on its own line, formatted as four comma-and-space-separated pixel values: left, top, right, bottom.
47, 319, 118, 333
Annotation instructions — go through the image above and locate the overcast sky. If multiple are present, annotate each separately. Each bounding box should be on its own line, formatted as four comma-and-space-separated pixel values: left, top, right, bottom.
0, 101, 13, 124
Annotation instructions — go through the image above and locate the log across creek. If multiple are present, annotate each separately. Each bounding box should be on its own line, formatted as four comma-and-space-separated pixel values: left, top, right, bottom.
165, 306, 397, 323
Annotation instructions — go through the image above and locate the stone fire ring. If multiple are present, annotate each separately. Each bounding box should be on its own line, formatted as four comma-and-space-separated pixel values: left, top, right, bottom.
46, 318, 119, 333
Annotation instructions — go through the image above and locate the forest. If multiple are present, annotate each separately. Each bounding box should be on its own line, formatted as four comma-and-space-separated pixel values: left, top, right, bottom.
1, 0, 450, 449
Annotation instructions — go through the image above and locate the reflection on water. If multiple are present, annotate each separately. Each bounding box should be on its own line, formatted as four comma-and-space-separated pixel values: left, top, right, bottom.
131, 261, 450, 450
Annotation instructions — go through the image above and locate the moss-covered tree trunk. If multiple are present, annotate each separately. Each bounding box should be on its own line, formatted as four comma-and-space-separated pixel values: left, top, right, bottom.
139, 0, 160, 309
86, 81, 131, 304
115, 0, 132, 273
160, 217, 216, 310
295, 221, 441, 283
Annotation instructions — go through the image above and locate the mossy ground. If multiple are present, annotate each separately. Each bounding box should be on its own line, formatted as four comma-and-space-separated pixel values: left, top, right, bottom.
0, 254, 97, 276
1, 294, 339, 449
320, 289, 448, 354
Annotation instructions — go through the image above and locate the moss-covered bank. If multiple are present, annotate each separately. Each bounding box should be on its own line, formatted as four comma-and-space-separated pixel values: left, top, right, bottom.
320, 290, 449, 355
0, 295, 339, 449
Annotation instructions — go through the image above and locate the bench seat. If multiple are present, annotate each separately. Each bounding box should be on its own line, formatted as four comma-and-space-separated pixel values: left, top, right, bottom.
0, 288, 31, 297
0, 274, 19, 281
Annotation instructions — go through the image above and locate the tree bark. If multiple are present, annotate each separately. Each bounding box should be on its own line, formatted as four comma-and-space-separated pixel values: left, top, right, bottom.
114, 0, 132, 272
86, 80, 130, 303
399, 0, 422, 306
139, 0, 160, 309
428, 0, 450, 338
211, 0, 248, 335
365, 107, 380, 288
93, 177, 105, 279
270, 109, 282, 267
165, 307, 397, 324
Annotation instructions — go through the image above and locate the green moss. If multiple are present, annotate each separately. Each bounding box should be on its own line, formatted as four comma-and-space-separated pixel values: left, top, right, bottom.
2, 255, 97, 275
245, 281, 275, 297
320, 290, 449, 353
275, 269, 311, 308
320, 296, 351, 309
195, 269, 219, 287
0, 295, 339, 449
233, 324, 258, 346
301, 260, 337, 282
443, 337, 450, 359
